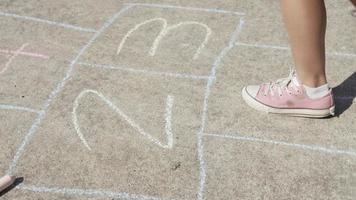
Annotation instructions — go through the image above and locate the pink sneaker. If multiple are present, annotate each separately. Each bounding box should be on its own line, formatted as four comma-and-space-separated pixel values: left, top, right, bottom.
242, 69, 335, 118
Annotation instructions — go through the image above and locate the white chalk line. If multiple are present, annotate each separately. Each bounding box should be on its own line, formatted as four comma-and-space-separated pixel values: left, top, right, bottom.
0, 104, 41, 114
235, 42, 356, 58
17, 184, 169, 200
203, 133, 356, 158
7, 5, 133, 175
327, 51, 356, 58
0, 48, 49, 59
117, 18, 211, 60
196, 18, 245, 200
77, 62, 209, 80
126, 3, 245, 16
235, 42, 289, 51
0, 11, 97, 33
165, 95, 174, 149
0, 43, 28, 74
72, 89, 174, 150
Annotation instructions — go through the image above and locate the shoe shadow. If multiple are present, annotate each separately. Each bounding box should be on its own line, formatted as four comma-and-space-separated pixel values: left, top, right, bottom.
0, 177, 24, 197
333, 72, 356, 117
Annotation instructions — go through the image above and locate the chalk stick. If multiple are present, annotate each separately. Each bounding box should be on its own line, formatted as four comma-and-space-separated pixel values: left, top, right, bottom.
0, 175, 15, 192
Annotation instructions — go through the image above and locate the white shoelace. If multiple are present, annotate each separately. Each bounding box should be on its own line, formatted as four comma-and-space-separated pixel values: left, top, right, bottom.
264, 68, 300, 97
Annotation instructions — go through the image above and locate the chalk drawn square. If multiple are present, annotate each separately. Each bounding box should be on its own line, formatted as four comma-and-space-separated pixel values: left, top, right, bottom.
0, 17, 92, 109
15, 65, 207, 199
205, 46, 356, 152
0, 110, 37, 174
203, 138, 356, 199
79, 6, 242, 77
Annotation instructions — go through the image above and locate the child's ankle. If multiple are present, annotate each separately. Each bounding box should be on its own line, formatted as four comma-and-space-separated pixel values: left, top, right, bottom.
300, 76, 327, 88
303, 83, 330, 99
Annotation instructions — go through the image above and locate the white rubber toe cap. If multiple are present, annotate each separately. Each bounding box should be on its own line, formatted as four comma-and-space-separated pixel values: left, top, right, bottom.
245, 85, 260, 98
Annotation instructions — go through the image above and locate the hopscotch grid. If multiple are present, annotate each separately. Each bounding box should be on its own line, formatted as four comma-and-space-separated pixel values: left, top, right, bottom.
4, 2, 353, 199
0, 11, 98, 33
203, 133, 356, 158
196, 18, 245, 200
0, 4, 248, 199
3, 2, 353, 200
77, 61, 210, 80
5, 4, 178, 200
7, 5, 133, 174
235, 42, 356, 58
126, 3, 245, 16
2, 3, 355, 200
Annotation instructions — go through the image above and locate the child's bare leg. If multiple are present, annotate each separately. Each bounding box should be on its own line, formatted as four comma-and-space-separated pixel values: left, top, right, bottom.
281, 0, 327, 87
241, 0, 335, 117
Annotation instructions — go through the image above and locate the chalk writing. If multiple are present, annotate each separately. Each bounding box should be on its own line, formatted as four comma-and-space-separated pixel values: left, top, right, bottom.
117, 18, 211, 60
72, 89, 174, 150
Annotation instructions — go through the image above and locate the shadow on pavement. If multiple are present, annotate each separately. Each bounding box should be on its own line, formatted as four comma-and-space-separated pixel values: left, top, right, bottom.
333, 72, 356, 117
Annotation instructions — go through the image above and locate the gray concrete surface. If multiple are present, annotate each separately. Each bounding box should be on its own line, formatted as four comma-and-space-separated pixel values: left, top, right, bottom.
0, 0, 355, 199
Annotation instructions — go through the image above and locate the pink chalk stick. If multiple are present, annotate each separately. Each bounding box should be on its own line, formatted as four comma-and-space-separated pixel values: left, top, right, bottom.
0, 175, 15, 192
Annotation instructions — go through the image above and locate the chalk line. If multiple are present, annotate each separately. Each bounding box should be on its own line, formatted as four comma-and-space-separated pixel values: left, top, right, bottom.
235, 42, 290, 51
0, 11, 97, 33
72, 89, 174, 150
165, 95, 174, 149
0, 48, 49, 59
0, 43, 28, 74
117, 18, 211, 60
235, 42, 356, 58
203, 133, 356, 158
0, 104, 41, 114
7, 5, 132, 175
17, 184, 168, 200
327, 51, 356, 58
77, 62, 209, 80
125, 3, 245, 16
196, 18, 245, 200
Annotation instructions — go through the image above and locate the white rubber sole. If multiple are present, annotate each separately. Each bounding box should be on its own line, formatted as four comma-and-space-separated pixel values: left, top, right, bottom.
242, 87, 335, 118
